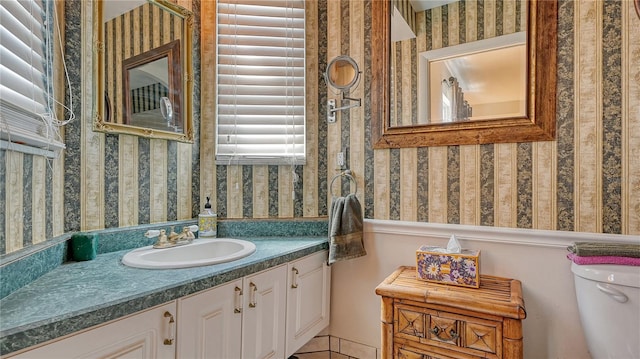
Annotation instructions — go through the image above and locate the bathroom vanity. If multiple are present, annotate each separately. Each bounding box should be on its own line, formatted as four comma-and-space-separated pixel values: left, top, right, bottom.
6, 250, 330, 359
0, 218, 330, 358
375, 266, 526, 359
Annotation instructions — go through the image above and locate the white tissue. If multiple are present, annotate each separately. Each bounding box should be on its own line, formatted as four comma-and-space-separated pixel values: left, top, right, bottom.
446, 234, 462, 253
429, 234, 462, 254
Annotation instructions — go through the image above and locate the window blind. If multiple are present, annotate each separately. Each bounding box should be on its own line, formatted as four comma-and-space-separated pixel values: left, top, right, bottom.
216, 0, 305, 165
0, 0, 64, 153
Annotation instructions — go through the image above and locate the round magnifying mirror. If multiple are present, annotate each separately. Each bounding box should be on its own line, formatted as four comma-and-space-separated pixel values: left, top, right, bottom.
326, 55, 360, 92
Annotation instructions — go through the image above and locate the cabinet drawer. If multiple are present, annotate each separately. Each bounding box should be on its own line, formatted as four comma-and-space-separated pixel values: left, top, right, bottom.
394, 303, 502, 358
397, 346, 426, 359
396, 305, 427, 340
463, 320, 498, 354
396, 345, 469, 359
429, 310, 501, 357
428, 315, 460, 346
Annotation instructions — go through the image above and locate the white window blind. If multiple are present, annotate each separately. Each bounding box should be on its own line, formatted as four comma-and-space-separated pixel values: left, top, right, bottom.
0, 0, 65, 155
216, 0, 305, 165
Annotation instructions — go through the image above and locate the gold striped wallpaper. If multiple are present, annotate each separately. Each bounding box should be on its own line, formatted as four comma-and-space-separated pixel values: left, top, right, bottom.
1, 0, 638, 256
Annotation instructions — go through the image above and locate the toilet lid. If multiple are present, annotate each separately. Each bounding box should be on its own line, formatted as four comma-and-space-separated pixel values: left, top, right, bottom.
571, 262, 640, 288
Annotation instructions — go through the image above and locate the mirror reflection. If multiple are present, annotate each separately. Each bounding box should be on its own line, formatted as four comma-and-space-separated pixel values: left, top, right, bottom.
326, 56, 359, 90
424, 34, 526, 124
123, 40, 182, 132
127, 57, 171, 128
390, 0, 527, 127
372, 0, 557, 148
94, 0, 194, 142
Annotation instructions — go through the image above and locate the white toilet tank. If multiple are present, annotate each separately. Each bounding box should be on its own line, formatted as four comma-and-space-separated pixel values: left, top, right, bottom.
571, 262, 640, 359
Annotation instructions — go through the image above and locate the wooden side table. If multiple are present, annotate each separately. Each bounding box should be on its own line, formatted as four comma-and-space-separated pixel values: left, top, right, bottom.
375, 266, 527, 359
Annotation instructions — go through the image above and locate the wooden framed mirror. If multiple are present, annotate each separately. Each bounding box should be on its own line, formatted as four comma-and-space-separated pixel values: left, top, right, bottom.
371, 0, 557, 148
93, 0, 194, 142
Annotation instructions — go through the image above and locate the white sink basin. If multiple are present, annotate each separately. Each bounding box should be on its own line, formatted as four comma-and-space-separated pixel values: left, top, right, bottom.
122, 238, 256, 269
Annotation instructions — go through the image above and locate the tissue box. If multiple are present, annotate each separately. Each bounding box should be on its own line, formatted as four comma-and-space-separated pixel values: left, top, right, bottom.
416, 245, 480, 288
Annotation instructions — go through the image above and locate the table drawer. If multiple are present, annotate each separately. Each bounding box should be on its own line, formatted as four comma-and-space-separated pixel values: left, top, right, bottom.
396, 346, 459, 359
394, 303, 502, 358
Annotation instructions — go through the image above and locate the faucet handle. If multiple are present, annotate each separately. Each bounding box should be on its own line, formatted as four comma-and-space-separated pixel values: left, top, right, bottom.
187, 225, 199, 233
145, 229, 161, 238
181, 225, 199, 240
152, 229, 169, 248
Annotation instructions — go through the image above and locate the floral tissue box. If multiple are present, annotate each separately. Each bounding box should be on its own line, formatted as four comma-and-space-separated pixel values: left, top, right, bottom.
416, 245, 481, 288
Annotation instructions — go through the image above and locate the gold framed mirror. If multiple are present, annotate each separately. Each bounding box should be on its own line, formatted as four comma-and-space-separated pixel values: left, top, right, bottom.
93, 0, 194, 142
371, 0, 557, 148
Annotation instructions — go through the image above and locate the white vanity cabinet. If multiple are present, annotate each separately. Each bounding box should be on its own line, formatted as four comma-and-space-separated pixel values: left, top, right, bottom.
242, 264, 288, 359
285, 250, 331, 358
177, 250, 330, 359
176, 279, 243, 358
10, 302, 177, 359
177, 264, 288, 359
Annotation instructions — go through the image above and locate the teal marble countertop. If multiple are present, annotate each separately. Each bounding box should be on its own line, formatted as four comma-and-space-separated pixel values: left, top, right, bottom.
0, 235, 328, 355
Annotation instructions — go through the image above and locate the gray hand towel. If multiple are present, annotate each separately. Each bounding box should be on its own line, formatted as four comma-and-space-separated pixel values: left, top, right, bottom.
328, 193, 366, 265
567, 242, 640, 258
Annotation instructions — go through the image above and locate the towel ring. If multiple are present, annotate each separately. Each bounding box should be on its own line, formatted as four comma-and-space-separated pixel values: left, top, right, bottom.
330, 170, 357, 197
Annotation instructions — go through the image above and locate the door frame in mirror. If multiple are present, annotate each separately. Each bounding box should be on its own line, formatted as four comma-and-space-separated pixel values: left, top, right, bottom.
371, 0, 557, 148
93, 0, 194, 143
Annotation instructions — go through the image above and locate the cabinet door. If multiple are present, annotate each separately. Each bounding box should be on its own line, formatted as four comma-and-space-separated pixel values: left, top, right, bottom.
242, 264, 287, 359
285, 250, 331, 357
10, 302, 176, 359
177, 279, 243, 359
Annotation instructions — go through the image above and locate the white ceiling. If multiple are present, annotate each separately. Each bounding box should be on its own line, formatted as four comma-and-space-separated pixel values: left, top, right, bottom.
410, 0, 458, 12
102, 0, 146, 22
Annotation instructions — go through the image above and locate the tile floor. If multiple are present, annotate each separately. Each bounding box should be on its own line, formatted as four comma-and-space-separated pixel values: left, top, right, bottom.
293, 335, 379, 359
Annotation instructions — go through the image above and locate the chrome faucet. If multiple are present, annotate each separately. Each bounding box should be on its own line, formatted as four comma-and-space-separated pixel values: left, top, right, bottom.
146, 225, 198, 249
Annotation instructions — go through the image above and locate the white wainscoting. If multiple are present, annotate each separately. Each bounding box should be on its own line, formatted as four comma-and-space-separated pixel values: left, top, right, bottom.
328, 219, 639, 359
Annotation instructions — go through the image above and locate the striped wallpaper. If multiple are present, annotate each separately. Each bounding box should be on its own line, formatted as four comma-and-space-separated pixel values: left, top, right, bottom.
337, 0, 638, 233
372, 0, 639, 233
1, 0, 638, 256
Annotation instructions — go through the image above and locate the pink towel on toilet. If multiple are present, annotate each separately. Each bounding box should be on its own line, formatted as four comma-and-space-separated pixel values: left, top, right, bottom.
567, 253, 640, 266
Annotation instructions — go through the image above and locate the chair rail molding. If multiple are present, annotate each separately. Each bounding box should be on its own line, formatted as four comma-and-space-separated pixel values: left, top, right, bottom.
364, 220, 640, 249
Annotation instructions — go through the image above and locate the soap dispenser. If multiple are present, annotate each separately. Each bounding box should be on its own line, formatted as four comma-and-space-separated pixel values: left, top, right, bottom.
198, 196, 217, 238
